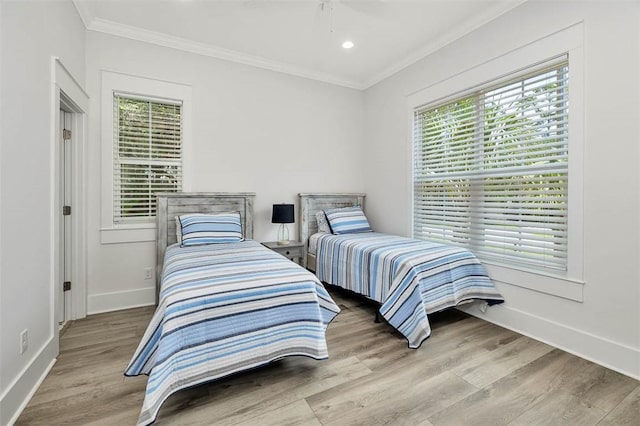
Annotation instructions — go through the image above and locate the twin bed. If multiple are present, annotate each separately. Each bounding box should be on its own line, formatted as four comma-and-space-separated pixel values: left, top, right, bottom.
125, 192, 503, 425
300, 193, 504, 349
125, 193, 340, 425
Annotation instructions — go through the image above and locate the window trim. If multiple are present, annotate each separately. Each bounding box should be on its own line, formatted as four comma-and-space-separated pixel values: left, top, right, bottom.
101, 71, 192, 244
407, 23, 584, 300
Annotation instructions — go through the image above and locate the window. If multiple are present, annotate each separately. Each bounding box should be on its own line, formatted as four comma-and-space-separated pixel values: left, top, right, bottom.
101, 71, 192, 244
412, 60, 569, 274
113, 94, 182, 224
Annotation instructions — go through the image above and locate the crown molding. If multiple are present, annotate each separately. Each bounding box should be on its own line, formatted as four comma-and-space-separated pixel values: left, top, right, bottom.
361, 0, 528, 89
78, 15, 364, 90
72, 0, 527, 92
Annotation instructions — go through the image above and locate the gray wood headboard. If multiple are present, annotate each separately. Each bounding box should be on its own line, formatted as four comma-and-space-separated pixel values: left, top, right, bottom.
298, 193, 365, 267
155, 192, 255, 301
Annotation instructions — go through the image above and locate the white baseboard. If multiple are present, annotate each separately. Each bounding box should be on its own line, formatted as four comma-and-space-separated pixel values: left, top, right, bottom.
87, 286, 156, 314
0, 337, 57, 426
459, 302, 640, 380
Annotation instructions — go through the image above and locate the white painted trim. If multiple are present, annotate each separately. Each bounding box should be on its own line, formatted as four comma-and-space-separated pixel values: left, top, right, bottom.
52, 57, 90, 322
54, 59, 90, 103
407, 23, 585, 298
100, 70, 193, 244
363, 0, 528, 89
459, 302, 640, 380
0, 338, 57, 426
88, 18, 363, 90
486, 264, 584, 302
87, 286, 156, 315
50, 63, 63, 342
406, 105, 415, 238
566, 32, 585, 285
71, 1, 526, 91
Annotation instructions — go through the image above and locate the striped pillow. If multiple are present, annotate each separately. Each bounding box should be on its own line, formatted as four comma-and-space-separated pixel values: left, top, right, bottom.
324, 206, 372, 234
177, 212, 244, 246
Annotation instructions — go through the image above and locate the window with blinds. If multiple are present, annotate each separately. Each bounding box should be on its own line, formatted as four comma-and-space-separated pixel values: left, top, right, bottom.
412, 60, 569, 273
113, 94, 182, 223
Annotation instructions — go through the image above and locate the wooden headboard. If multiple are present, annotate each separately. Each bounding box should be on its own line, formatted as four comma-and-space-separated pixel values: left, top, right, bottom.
298, 193, 365, 267
155, 192, 255, 300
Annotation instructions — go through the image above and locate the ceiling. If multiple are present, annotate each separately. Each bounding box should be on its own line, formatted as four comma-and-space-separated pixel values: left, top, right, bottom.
73, 0, 526, 89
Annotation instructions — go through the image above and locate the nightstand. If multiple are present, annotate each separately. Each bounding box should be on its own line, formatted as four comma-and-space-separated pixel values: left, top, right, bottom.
262, 241, 305, 265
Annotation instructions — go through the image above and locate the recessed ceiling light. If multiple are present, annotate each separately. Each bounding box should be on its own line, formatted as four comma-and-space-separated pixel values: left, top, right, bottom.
342, 40, 354, 49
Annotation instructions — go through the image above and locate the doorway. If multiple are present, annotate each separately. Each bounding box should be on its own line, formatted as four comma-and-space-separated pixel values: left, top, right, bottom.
52, 58, 89, 354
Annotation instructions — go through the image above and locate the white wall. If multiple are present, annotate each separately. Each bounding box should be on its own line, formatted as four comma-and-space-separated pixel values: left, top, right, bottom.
85, 31, 365, 313
0, 0, 86, 423
363, 1, 640, 378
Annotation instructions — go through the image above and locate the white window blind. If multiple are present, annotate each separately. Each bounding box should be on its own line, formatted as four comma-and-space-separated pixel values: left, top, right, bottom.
113, 94, 182, 224
413, 59, 569, 273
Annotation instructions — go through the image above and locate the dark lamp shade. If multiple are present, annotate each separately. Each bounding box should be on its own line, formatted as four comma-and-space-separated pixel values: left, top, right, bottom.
272, 204, 294, 224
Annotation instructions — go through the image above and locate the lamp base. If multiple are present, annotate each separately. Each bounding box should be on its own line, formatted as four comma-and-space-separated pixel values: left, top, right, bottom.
276, 223, 290, 245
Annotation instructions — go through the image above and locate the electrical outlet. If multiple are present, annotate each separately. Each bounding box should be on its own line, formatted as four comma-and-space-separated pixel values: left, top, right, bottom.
144, 267, 152, 280
20, 329, 28, 354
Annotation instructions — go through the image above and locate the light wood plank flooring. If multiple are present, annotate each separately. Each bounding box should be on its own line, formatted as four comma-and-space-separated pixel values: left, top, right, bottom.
17, 288, 640, 425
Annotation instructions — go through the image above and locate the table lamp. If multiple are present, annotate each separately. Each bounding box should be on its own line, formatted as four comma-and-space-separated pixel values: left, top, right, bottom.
272, 204, 294, 245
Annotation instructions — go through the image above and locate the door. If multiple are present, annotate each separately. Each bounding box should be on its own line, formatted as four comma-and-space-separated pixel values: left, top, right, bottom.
59, 110, 72, 324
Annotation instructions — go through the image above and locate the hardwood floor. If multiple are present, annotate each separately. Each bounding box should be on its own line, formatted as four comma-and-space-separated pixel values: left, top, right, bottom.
17, 288, 639, 425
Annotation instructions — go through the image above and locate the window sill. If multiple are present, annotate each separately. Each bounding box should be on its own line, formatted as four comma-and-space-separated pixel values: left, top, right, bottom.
100, 225, 155, 244
483, 261, 584, 302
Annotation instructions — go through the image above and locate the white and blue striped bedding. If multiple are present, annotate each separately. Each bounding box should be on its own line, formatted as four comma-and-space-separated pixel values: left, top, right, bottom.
314, 232, 503, 348
177, 212, 244, 245
125, 240, 340, 425
324, 206, 372, 234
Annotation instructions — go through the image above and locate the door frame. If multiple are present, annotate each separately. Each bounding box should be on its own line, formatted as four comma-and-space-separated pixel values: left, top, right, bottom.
51, 57, 89, 346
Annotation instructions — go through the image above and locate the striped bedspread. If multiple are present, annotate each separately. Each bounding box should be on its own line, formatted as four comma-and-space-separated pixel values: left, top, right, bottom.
315, 232, 503, 348
125, 240, 340, 425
